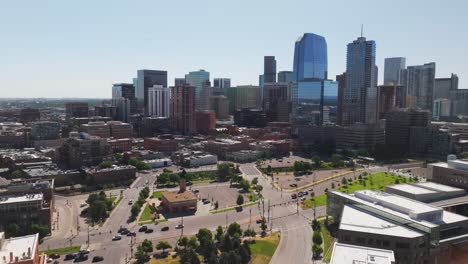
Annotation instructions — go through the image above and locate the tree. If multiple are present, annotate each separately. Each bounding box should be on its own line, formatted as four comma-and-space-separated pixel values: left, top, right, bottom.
331, 182, 335, 189
134, 248, 149, 264
331, 154, 344, 167
239, 179, 250, 192
30, 224, 49, 239
8, 170, 23, 179
6, 223, 20, 237
157, 173, 170, 185
179, 247, 201, 264
260, 217, 267, 235
312, 244, 323, 259
89, 200, 108, 222
140, 239, 153, 253
187, 236, 199, 249
313, 231, 323, 244
155, 240, 171, 254
227, 222, 242, 237
236, 195, 244, 207
98, 161, 113, 169
215, 226, 224, 243
217, 163, 232, 181
255, 185, 263, 193
312, 155, 321, 167
169, 173, 180, 185
214, 201, 219, 210
341, 177, 348, 185
462, 152, 468, 158
178, 236, 189, 247
252, 177, 258, 185
196, 228, 213, 249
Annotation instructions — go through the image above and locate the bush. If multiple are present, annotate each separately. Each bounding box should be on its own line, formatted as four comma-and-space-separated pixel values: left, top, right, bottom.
312, 244, 323, 259
312, 231, 323, 245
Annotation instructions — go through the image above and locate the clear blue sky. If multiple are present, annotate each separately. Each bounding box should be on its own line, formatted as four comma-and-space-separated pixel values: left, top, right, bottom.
1, 0, 467, 98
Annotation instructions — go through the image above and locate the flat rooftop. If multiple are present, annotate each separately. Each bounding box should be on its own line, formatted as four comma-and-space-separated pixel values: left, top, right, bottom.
339, 204, 423, 238
0, 193, 43, 205
0, 232, 38, 262
330, 242, 395, 264
415, 182, 465, 193
386, 184, 437, 195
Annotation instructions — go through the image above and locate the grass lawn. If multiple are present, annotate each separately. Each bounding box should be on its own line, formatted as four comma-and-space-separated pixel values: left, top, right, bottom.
139, 203, 154, 223
318, 219, 333, 262
250, 232, 281, 264
302, 172, 415, 208
153, 191, 162, 199
147, 256, 180, 264
40, 245, 80, 255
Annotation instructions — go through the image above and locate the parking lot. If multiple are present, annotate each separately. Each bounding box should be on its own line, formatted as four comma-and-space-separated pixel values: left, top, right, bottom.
260, 155, 310, 169
192, 182, 244, 209
274, 168, 353, 189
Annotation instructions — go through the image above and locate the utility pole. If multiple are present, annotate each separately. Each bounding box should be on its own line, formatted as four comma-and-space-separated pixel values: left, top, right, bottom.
225, 213, 228, 230
267, 200, 270, 227
296, 186, 299, 215
87, 225, 90, 247
181, 216, 184, 237
249, 208, 252, 228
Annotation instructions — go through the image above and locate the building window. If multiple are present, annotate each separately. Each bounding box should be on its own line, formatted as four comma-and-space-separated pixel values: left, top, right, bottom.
396, 242, 410, 249
382, 241, 390, 247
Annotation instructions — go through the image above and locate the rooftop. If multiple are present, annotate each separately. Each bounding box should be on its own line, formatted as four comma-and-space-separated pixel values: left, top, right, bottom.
339, 204, 423, 238
162, 190, 196, 203
0, 232, 38, 263
386, 184, 436, 195
330, 242, 395, 264
0, 193, 43, 205
415, 182, 465, 193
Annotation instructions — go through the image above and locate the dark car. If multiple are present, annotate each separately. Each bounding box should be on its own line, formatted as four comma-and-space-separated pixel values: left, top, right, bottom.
138, 226, 148, 232
49, 253, 60, 259
145, 228, 154, 233
289, 183, 298, 187
92, 256, 104, 262
112, 235, 122, 241
161, 226, 169, 231
127, 232, 136, 237
64, 254, 76, 260
120, 229, 130, 235
256, 219, 263, 224
73, 254, 88, 262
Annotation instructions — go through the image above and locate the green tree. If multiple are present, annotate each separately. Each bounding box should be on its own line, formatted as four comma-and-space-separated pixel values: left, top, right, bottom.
260, 217, 267, 235
134, 248, 149, 264
252, 177, 258, 185
98, 161, 113, 169
312, 231, 323, 244
341, 177, 348, 185
140, 239, 153, 253
179, 248, 200, 264
255, 185, 263, 193
155, 240, 171, 254
157, 173, 170, 185
30, 224, 49, 239
462, 152, 468, 158
169, 173, 180, 184
178, 236, 189, 247
331, 154, 344, 167
312, 155, 321, 167
217, 163, 232, 181
6, 223, 20, 237
215, 226, 224, 243
227, 222, 242, 237
214, 200, 219, 210
312, 244, 323, 259
236, 195, 244, 206
239, 179, 250, 192
89, 200, 108, 222
8, 170, 23, 179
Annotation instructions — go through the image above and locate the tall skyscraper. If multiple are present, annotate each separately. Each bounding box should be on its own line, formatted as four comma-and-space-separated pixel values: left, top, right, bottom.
434, 74, 458, 100
342, 36, 378, 125
136, 70, 167, 114
185, 70, 210, 111
263, 83, 292, 122
384, 57, 406, 85
112, 83, 137, 114
175, 78, 185, 86
292, 33, 337, 125
147, 85, 171, 118
213, 78, 231, 90
401, 63, 436, 111
170, 84, 196, 135
264, 56, 277, 83
227, 85, 261, 114
278, 71, 293, 83
336, 73, 346, 125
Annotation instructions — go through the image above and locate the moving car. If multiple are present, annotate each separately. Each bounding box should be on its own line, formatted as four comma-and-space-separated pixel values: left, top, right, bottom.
112, 235, 122, 241
92, 256, 104, 262
144, 228, 154, 233
127, 232, 136, 237
291, 193, 297, 199
175, 224, 184, 229
161, 226, 169, 231
138, 226, 148, 232
289, 183, 297, 187
79, 249, 90, 255
128, 200, 133, 205
64, 254, 76, 260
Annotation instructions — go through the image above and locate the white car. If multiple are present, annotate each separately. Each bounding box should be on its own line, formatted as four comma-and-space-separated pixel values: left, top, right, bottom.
175, 224, 184, 229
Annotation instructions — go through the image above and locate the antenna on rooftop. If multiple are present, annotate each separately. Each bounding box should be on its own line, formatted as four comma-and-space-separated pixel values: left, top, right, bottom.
361, 24, 364, 37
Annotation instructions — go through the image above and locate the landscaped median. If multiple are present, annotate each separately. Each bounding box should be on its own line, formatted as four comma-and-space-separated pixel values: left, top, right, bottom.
39, 245, 81, 255
138, 203, 167, 225
209, 201, 259, 214
249, 232, 281, 264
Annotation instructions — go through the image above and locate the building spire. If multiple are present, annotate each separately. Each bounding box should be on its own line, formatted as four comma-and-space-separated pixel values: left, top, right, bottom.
361, 24, 364, 38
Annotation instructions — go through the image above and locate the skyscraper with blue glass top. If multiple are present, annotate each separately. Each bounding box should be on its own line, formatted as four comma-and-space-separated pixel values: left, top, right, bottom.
292, 33, 337, 125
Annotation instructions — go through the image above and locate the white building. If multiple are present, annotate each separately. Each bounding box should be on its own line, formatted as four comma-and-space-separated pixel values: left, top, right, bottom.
145, 158, 172, 168
330, 242, 395, 264
147, 85, 171, 118
184, 154, 218, 167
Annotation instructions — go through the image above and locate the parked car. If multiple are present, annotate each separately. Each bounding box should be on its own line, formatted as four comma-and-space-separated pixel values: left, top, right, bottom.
144, 229, 154, 233
161, 226, 169, 231
301, 197, 306, 201
175, 224, 184, 229
128, 200, 133, 205
112, 235, 122, 241
79, 249, 90, 255
289, 183, 297, 187
138, 226, 148, 232
127, 232, 136, 237
291, 193, 297, 199
64, 254, 76, 260
256, 219, 263, 224
92, 256, 104, 262
120, 229, 130, 235
49, 254, 60, 259
193, 189, 200, 193
73, 254, 88, 262
303, 191, 309, 195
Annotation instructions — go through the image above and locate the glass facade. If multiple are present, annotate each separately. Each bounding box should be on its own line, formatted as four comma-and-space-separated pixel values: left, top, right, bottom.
185, 70, 210, 111
293, 33, 328, 82
293, 80, 337, 125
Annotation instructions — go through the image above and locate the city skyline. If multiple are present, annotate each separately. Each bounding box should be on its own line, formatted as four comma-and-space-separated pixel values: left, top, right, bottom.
1, 0, 468, 98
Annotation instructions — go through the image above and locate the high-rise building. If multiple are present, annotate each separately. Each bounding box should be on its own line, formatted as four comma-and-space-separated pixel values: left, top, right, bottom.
31, 121, 61, 140
111, 98, 131, 123
277, 71, 293, 83
227, 85, 261, 114
195, 111, 216, 134
292, 33, 336, 126
434, 74, 458, 100
433, 98, 451, 120
401, 63, 436, 111
170, 84, 196, 135
384, 57, 406, 85
112, 83, 137, 114
65, 102, 89, 119
147, 85, 171, 118
213, 78, 231, 95
263, 83, 292, 123
450, 89, 468, 116
264, 56, 277, 83
209, 95, 230, 120
175, 78, 185, 86
198, 80, 213, 111
136, 70, 167, 114
336, 73, 346, 125
342, 36, 377, 126
377, 85, 398, 119
185, 70, 210, 111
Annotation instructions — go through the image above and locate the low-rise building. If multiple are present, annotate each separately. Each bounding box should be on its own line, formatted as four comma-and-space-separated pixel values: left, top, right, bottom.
385, 182, 465, 202
204, 138, 249, 158
108, 121, 133, 139
84, 165, 136, 185
145, 158, 172, 168
81, 121, 110, 138
226, 150, 262, 163
0, 149, 52, 170
59, 132, 112, 169
107, 138, 132, 153
160, 180, 197, 213
183, 153, 218, 167
144, 137, 179, 153
30, 121, 61, 141
0, 232, 46, 264
23, 166, 83, 187
336, 121, 385, 150
428, 155, 468, 190
330, 242, 395, 264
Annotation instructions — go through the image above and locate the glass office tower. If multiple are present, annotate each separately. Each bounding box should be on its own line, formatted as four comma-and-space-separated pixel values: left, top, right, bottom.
292, 33, 336, 125
185, 70, 210, 111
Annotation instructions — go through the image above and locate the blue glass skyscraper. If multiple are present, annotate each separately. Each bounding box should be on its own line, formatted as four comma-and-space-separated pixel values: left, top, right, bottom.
292, 33, 337, 125
293, 33, 328, 82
